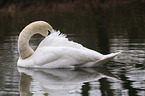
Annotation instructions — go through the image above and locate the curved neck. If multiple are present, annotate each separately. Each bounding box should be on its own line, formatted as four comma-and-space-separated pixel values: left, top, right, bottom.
18, 29, 35, 59
18, 21, 53, 59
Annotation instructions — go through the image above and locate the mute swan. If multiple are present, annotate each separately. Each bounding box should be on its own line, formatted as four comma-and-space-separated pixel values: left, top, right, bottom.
17, 21, 120, 68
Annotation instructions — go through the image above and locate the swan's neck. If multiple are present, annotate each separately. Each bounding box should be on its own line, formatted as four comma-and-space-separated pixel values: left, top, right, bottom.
18, 29, 35, 59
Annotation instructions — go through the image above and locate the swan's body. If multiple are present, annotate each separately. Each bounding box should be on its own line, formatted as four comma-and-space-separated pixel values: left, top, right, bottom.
17, 21, 120, 68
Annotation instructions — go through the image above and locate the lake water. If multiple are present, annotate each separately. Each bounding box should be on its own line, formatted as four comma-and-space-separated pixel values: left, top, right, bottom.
0, 1, 145, 96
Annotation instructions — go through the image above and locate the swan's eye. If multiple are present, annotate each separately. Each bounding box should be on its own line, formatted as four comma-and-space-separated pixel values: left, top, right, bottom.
47, 30, 51, 35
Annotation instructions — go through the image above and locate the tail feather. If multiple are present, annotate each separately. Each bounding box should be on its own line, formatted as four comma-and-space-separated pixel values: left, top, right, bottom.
95, 52, 121, 67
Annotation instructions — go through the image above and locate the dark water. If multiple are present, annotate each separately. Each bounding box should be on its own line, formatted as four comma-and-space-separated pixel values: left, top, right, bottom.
0, 1, 145, 96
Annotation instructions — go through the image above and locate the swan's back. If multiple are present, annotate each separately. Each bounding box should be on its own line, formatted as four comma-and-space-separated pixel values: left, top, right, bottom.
37, 30, 85, 50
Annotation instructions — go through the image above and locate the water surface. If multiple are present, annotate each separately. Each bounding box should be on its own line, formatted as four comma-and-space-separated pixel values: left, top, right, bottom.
0, 1, 145, 96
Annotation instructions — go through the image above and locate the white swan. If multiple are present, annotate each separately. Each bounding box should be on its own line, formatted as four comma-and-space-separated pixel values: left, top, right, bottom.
17, 21, 120, 68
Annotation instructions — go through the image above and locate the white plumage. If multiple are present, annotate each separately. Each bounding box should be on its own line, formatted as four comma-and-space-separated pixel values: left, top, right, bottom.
17, 21, 120, 68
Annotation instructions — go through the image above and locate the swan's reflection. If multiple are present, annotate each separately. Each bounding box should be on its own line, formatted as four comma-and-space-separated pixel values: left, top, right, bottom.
18, 67, 118, 96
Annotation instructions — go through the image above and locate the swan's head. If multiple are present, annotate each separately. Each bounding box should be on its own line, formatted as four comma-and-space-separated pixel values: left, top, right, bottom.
37, 21, 53, 37
25, 21, 53, 37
